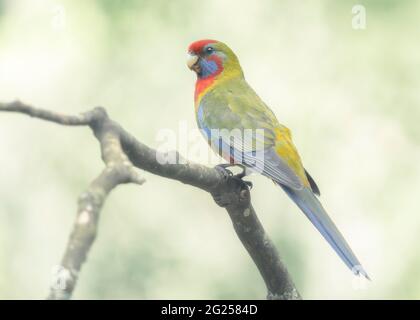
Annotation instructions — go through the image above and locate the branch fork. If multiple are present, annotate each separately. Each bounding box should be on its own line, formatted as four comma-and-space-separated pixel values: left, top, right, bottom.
0, 100, 301, 300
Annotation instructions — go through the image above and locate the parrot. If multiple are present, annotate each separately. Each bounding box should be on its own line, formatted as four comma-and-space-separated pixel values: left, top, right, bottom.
186, 39, 369, 279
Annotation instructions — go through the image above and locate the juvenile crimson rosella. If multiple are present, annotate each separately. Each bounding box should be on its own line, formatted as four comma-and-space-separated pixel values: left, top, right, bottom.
186, 39, 368, 278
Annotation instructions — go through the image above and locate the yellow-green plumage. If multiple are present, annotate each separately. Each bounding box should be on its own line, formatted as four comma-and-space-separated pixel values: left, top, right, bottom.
196, 46, 309, 187
189, 39, 368, 278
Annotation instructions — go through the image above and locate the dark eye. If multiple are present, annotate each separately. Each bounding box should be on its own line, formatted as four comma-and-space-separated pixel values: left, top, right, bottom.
206, 46, 214, 54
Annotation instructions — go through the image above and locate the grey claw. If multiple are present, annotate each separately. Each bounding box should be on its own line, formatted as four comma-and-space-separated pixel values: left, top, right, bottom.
214, 164, 253, 190
243, 180, 253, 189
231, 175, 253, 190
215, 164, 233, 180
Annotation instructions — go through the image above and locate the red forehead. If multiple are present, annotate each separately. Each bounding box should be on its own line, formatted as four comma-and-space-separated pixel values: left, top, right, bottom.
188, 39, 218, 53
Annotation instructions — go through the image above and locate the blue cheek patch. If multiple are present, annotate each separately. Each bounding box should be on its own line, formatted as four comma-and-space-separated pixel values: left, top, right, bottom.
199, 59, 219, 78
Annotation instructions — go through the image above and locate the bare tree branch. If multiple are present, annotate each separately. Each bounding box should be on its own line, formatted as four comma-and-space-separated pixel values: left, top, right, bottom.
0, 100, 301, 300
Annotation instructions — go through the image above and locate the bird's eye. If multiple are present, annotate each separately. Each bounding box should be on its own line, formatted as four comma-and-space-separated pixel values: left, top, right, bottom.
206, 47, 214, 53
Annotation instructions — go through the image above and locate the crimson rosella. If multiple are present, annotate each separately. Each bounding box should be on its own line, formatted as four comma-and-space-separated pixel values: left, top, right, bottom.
186, 39, 368, 279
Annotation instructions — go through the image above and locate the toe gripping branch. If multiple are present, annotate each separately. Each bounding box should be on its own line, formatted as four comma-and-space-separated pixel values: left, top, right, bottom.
211, 164, 253, 208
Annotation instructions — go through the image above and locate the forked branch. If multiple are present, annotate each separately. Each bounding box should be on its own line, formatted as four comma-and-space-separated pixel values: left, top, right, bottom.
0, 100, 301, 300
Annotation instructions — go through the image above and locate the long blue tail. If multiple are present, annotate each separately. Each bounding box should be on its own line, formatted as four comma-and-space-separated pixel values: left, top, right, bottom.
281, 186, 369, 279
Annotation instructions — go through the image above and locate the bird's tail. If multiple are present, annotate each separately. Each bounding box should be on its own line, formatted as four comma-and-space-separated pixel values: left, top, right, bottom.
281, 185, 369, 279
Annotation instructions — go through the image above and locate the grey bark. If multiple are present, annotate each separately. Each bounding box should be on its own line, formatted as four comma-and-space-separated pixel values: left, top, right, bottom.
0, 100, 301, 300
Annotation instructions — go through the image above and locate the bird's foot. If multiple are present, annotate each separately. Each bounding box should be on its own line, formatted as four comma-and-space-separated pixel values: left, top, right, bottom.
214, 163, 234, 180
212, 164, 253, 208
215, 163, 253, 189
237, 178, 253, 189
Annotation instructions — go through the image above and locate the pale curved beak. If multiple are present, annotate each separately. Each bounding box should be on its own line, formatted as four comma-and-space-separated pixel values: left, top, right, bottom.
186, 52, 199, 71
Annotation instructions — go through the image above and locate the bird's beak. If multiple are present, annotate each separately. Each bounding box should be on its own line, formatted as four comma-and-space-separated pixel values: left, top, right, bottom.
187, 52, 200, 73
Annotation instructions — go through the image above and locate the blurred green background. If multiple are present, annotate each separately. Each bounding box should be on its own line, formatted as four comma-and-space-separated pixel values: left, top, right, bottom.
1, 0, 419, 299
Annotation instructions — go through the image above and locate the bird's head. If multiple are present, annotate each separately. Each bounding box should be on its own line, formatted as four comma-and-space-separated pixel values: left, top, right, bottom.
187, 39, 243, 79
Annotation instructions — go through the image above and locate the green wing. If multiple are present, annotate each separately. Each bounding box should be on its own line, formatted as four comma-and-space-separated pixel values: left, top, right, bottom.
198, 77, 304, 189
199, 77, 278, 151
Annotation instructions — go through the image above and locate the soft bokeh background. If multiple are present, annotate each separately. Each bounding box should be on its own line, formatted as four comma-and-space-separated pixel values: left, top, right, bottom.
0, 0, 419, 299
